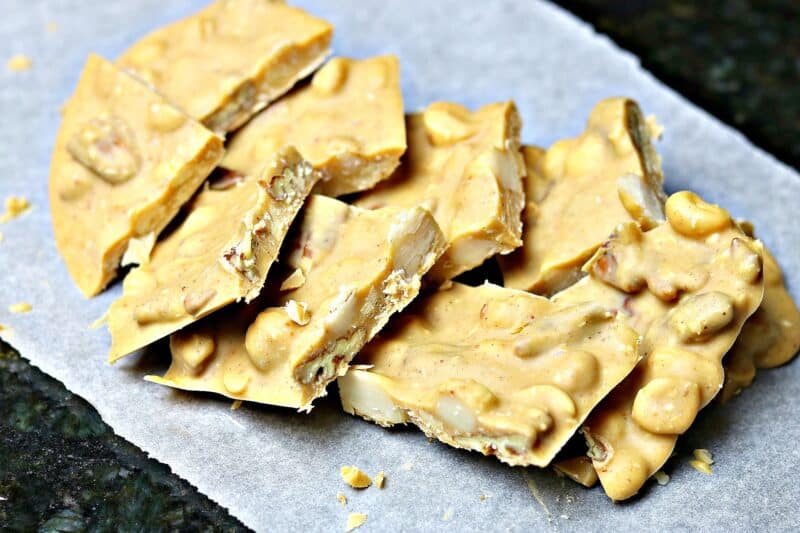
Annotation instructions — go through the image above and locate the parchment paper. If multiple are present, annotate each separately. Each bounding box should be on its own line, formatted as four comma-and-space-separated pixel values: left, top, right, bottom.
1, 1, 799, 531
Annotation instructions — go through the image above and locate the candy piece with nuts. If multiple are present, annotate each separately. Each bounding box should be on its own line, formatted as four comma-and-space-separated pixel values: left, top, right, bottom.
720, 244, 800, 402
107, 147, 318, 361
339, 282, 640, 467
49, 54, 224, 297
356, 101, 525, 282
500, 98, 666, 296
146, 196, 446, 409
223, 56, 405, 197
554, 191, 765, 500
118, 0, 332, 134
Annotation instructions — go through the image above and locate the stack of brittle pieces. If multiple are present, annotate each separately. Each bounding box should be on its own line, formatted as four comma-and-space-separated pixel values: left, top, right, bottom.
49, 0, 799, 502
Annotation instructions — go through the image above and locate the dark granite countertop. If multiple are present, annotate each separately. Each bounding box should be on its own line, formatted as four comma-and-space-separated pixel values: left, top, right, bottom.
1, 2, 797, 531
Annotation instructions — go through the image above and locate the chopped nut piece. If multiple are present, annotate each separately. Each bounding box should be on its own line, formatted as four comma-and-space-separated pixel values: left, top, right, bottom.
339, 282, 639, 467
690, 459, 713, 475
345, 512, 367, 532
553, 457, 598, 488
224, 56, 405, 196
0, 196, 30, 223
50, 54, 224, 296
553, 192, 764, 501
501, 98, 665, 295
357, 101, 525, 282
147, 196, 446, 409
653, 470, 670, 486
720, 245, 800, 402
374, 471, 385, 489
284, 300, 310, 326
442, 508, 454, 521
118, 0, 332, 133
46, 22, 58, 33
8, 302, 32, 313
693, 449, 714, 465
107, 148, 318, 362
341, 466, 372, 489
120, 232, 156, 267
337, 492, 347, 506
7, 54, 32, 71
280, 268, 306, 291
230, 399, 242, 411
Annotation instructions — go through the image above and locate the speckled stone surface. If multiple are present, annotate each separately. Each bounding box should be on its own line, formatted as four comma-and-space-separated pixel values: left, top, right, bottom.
553, 0, 800, 171
0, 341, 247, 532
0, 2, 797, 530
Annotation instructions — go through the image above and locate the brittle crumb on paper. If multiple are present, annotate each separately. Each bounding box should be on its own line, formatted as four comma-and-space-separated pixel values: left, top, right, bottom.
0, 196, 31, 223
653, 471, 670, 486
442, 508, 453, 521
340, 466, 372, 489
690, 460, 713, 475
693, 449, 714, 465
374, 471, 385, 489
345, 512, 367, 532
46, 22, 58, 32
337, 492, 347, 506
231, 400, 243, 411
7, 54, 32, 72
8, 302, 32, 314
479, 495, 487, 502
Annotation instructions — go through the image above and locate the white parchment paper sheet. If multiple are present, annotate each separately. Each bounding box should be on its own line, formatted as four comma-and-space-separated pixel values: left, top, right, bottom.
1, 1, 798, 531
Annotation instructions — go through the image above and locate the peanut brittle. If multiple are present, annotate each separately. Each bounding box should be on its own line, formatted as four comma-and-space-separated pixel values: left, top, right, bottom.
49, 54, 224, 297
107, 147, 318, 361
118, 0, 333, 134
339, 282, 640, 467
553, 191, 765, 500
146, 195, 446, 409
223, 56, 405, 196
720, 245, 800, 402
500, 97, 665, 295
355, 101, 525, 282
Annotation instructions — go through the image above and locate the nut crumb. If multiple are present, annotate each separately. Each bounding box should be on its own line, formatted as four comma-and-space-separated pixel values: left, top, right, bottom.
693, 448, 714, 465
340, 466, 372, 489
653, 470, 670, 486
442, 507, 453, 521
337, 492, 347, 506
345, 512, 367, 532
8, 302, 32, 314
46, 22, 58, 32
230, 400, 243, 410
374, 470, 385, 489
479, 494, 487, 502
280, 268, 306, 291
7, 54, 32, 72
690, 459, 713, 475
0, 196, 31, 223
401, 461, 413, 471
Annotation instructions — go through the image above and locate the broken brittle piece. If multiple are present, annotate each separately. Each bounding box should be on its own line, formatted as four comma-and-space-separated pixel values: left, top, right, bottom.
118, 0, 333, 134
500, 97, 665, 295
553, 191, 765, 500
720, 244, 800, 402
49, 54, 224, 297
339, 282, 640, 467
107, 147, 318, 361
223, 55, 406, 196
146, 195, 446, 409
356, 101, 525, 282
